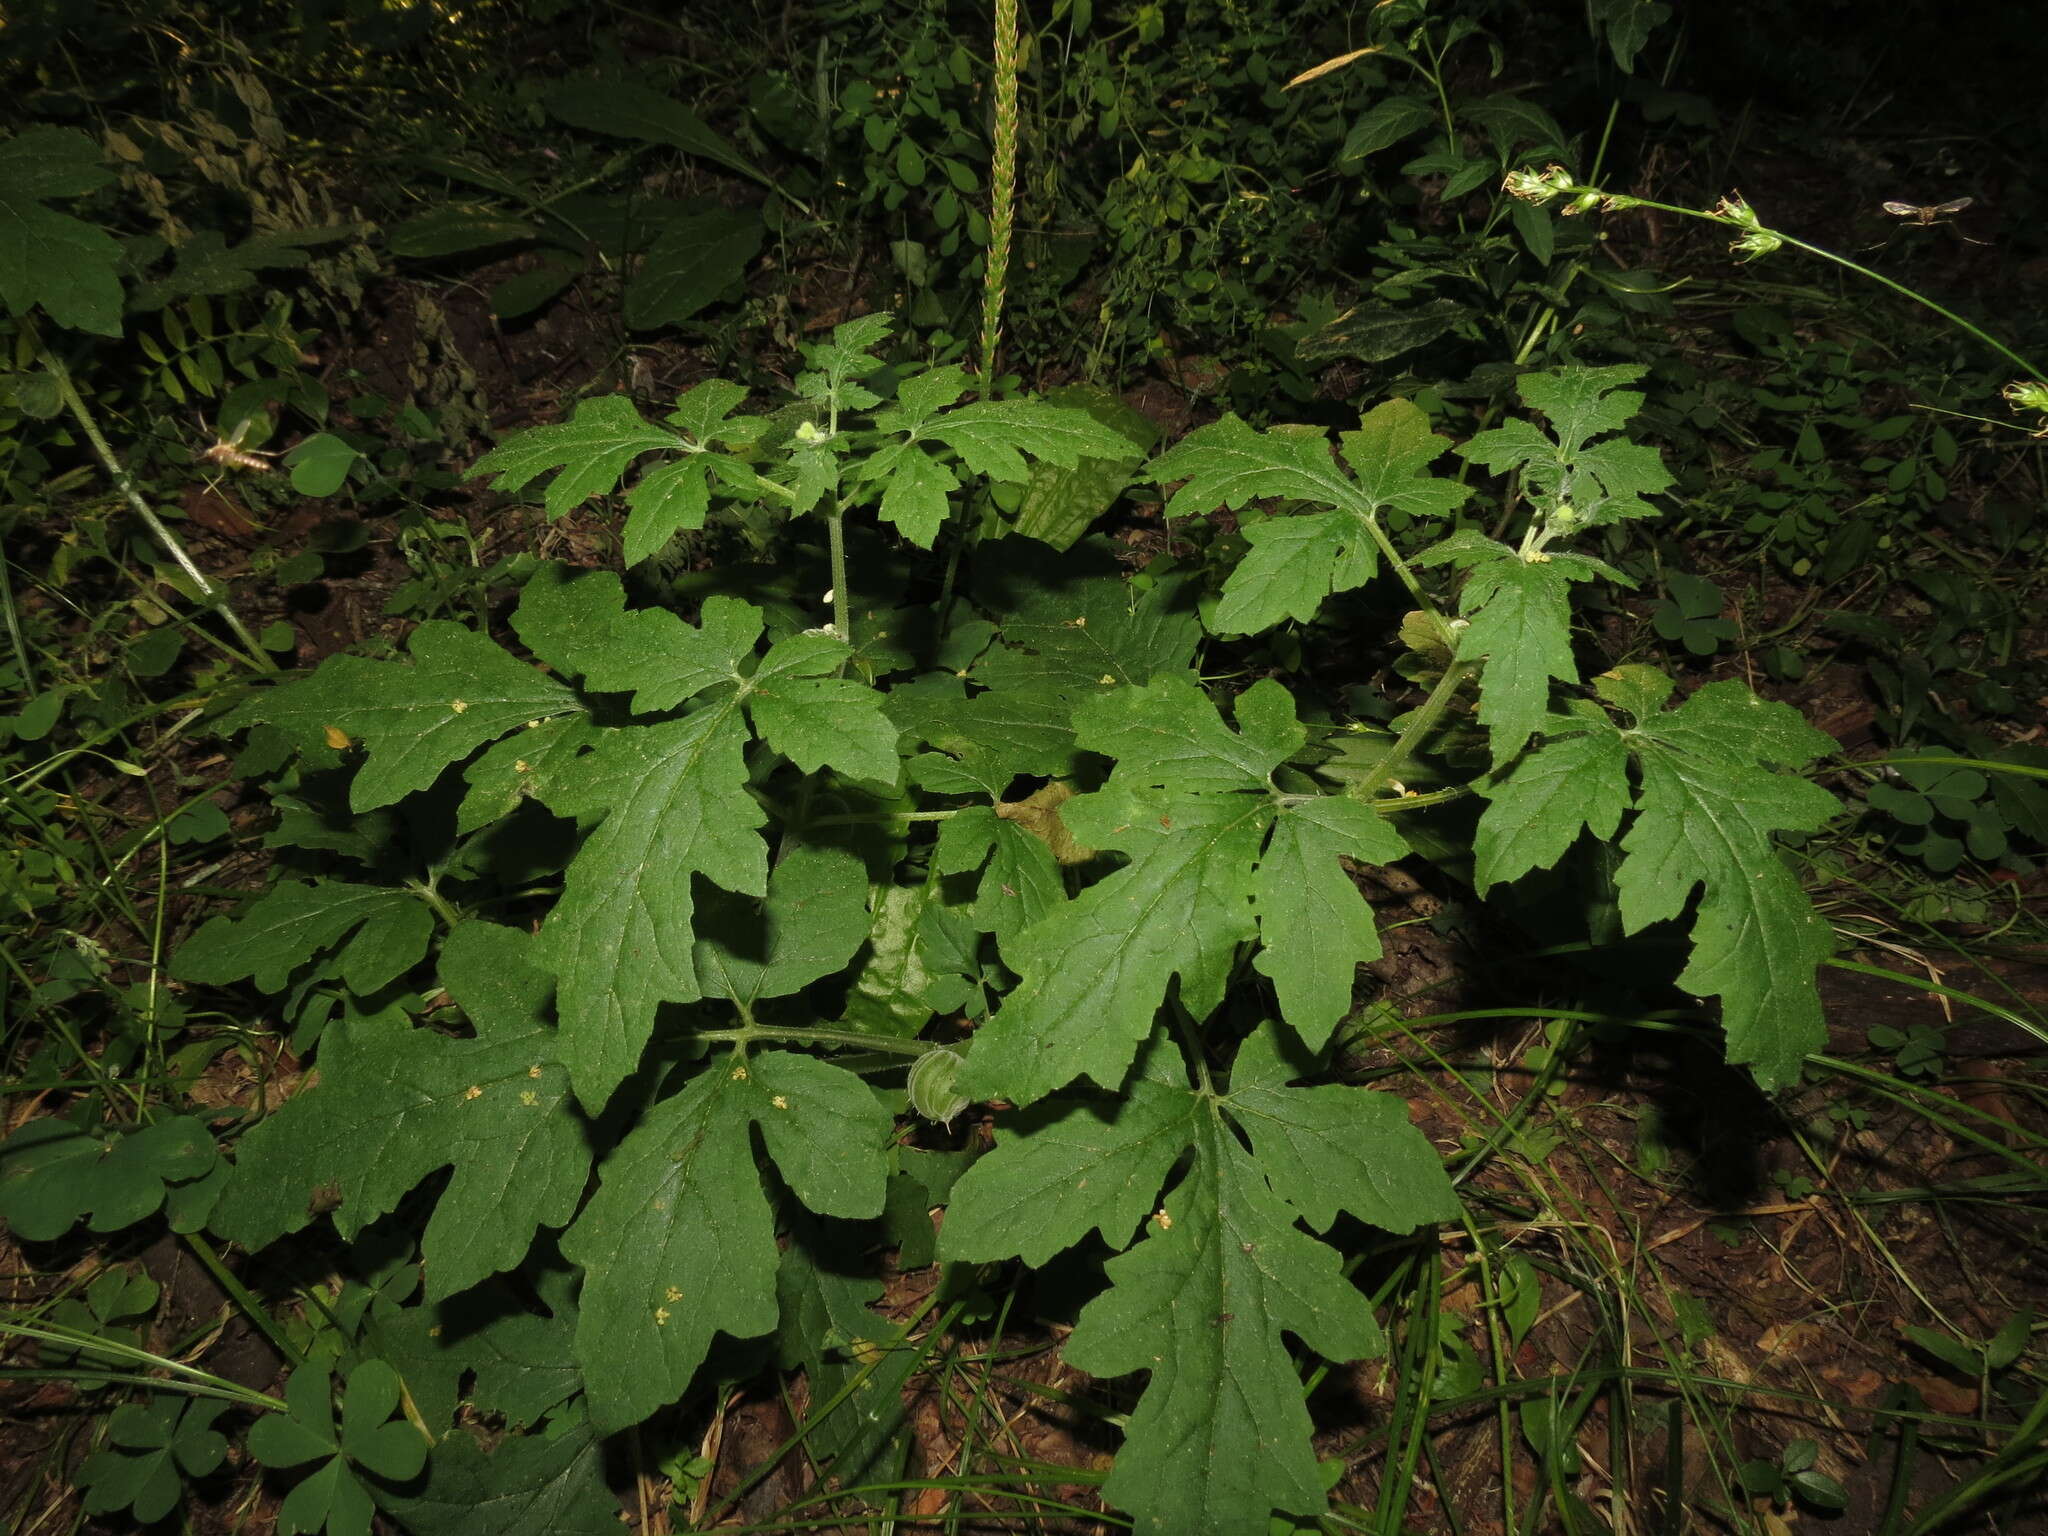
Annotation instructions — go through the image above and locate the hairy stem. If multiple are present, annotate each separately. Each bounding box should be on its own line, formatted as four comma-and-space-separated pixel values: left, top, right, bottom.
825, 503, 852, 650
695, 1024, 932, 1057
33, 329, 276, 671
1529, 177, 2046, 383
1351, 656, 1478, 801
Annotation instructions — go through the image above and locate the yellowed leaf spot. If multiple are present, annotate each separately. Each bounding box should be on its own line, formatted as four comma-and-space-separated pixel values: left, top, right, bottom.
323, 725, 352, 751
462, 1084, 483, 1101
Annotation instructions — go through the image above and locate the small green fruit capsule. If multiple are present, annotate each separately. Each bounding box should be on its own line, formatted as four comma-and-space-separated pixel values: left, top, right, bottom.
907, 1048, 970, 1126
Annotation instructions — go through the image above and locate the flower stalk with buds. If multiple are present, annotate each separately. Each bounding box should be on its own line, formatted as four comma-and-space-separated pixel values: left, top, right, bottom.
1503, 166, 2043, 403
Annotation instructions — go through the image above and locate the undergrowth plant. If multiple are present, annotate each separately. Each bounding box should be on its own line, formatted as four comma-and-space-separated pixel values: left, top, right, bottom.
43, 311, 1854, 1535
7, 8, 2048, 1534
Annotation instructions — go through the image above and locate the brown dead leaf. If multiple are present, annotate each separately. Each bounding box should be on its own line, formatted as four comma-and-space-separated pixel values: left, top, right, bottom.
995, 781, 1095, 865
181, 486, 263, 544
1820, 1363, 1887, 1404
1755, 1319, 1827, 1362
1909, 1375, 1979, 1416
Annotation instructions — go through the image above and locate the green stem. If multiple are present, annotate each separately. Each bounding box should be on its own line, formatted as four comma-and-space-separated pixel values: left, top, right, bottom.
1362, 518, 1457, 644
701, 1290, 960, 1527
1351, 657, 1477, 801
806, 807, 960, 827
1169, 996, 1215, 1096
0, 1320, 288, 1411
825, 504, 852, 652
31, 327, 276, 671
1772, 229, 2045, 381
0, 526, 33, 692
695, 1024, 933, 1057
1546, 181, 2047, 382
409, 879, 464, 932
1849, 753, 2048, 783
181, 1230, 308, 1370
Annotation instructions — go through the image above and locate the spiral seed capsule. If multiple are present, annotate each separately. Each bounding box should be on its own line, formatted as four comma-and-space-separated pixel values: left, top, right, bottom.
906, 1047, 970, 1127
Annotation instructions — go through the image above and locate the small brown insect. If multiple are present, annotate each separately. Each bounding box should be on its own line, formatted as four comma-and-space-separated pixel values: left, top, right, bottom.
1882, 196, 1972, 226
198, 416, 279, 473
1867, 197, 1987, 251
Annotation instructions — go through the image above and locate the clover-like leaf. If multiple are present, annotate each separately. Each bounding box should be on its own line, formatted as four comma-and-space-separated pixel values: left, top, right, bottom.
80, 1398, 230, 1525
249, 1362, 427, 1536
0, 1116, 216, 1242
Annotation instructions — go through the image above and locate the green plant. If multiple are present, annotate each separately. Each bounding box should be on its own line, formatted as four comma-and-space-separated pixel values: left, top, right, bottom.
15, 11, 2048, 1530
246, 1361, 429, 1536
1736, 1435, 1849, 1517
80, 1395, 233, 1524
64, 316, 1862, 1533
1647, 569, 1734, 656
